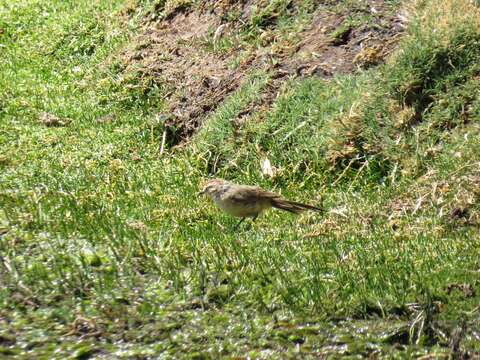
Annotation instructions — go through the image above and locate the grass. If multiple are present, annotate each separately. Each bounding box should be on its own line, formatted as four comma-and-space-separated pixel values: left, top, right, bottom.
1, 0, 480, 357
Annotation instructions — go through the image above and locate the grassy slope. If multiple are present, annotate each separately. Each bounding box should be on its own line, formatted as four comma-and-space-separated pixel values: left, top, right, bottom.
1, 0, 480, 358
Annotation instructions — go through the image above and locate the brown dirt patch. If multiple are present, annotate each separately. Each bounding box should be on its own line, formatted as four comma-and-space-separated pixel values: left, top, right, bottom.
290, 1, 406, 76
122, 2, 252, 145
120, 0, 406, 146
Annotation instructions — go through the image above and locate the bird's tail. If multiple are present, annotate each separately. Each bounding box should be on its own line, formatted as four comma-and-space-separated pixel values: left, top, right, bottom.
271, 198, 322, 214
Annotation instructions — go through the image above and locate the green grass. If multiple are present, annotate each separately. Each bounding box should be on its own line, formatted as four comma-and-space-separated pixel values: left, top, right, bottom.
1, 0, 480, 357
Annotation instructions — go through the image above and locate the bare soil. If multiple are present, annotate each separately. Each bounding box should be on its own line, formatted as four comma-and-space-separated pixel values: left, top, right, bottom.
121, 0, 406, 146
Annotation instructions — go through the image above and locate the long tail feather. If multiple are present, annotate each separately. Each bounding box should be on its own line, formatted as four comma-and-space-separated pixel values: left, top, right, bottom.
271, 198, 322, 214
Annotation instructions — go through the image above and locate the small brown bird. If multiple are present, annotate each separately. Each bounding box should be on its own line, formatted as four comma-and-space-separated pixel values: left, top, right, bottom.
199, 179, 321, 228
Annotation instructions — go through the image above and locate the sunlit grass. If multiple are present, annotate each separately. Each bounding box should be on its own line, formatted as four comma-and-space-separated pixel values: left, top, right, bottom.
1, 0, 480, 357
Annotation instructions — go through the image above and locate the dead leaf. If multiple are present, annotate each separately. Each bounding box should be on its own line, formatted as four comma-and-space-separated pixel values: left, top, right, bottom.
39, 112, 71, 127
446, 283, 476, 298
260, 157, 277, 178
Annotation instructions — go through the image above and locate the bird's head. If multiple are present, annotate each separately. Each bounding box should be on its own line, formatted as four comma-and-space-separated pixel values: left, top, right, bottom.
198, 179, 227, 197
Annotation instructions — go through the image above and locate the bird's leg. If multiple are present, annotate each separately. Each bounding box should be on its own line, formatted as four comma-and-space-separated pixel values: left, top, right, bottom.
242, 214, 259, 230
234, 217, 246, 230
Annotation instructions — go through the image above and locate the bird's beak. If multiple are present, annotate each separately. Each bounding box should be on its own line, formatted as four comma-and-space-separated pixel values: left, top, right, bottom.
198, 190, 205, 196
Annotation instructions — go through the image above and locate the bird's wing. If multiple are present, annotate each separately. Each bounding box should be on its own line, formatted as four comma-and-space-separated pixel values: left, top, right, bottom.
225, 186, 279, 205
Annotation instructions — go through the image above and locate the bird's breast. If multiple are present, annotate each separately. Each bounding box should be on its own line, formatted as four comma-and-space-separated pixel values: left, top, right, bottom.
212, 195, 269, 218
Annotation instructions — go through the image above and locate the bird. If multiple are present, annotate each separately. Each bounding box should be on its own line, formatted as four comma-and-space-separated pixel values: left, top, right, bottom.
198, 179, 321, 228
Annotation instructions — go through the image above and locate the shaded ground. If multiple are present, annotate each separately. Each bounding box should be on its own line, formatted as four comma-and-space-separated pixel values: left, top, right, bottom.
2, 294, 480, 358
120, 0, 406, 146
